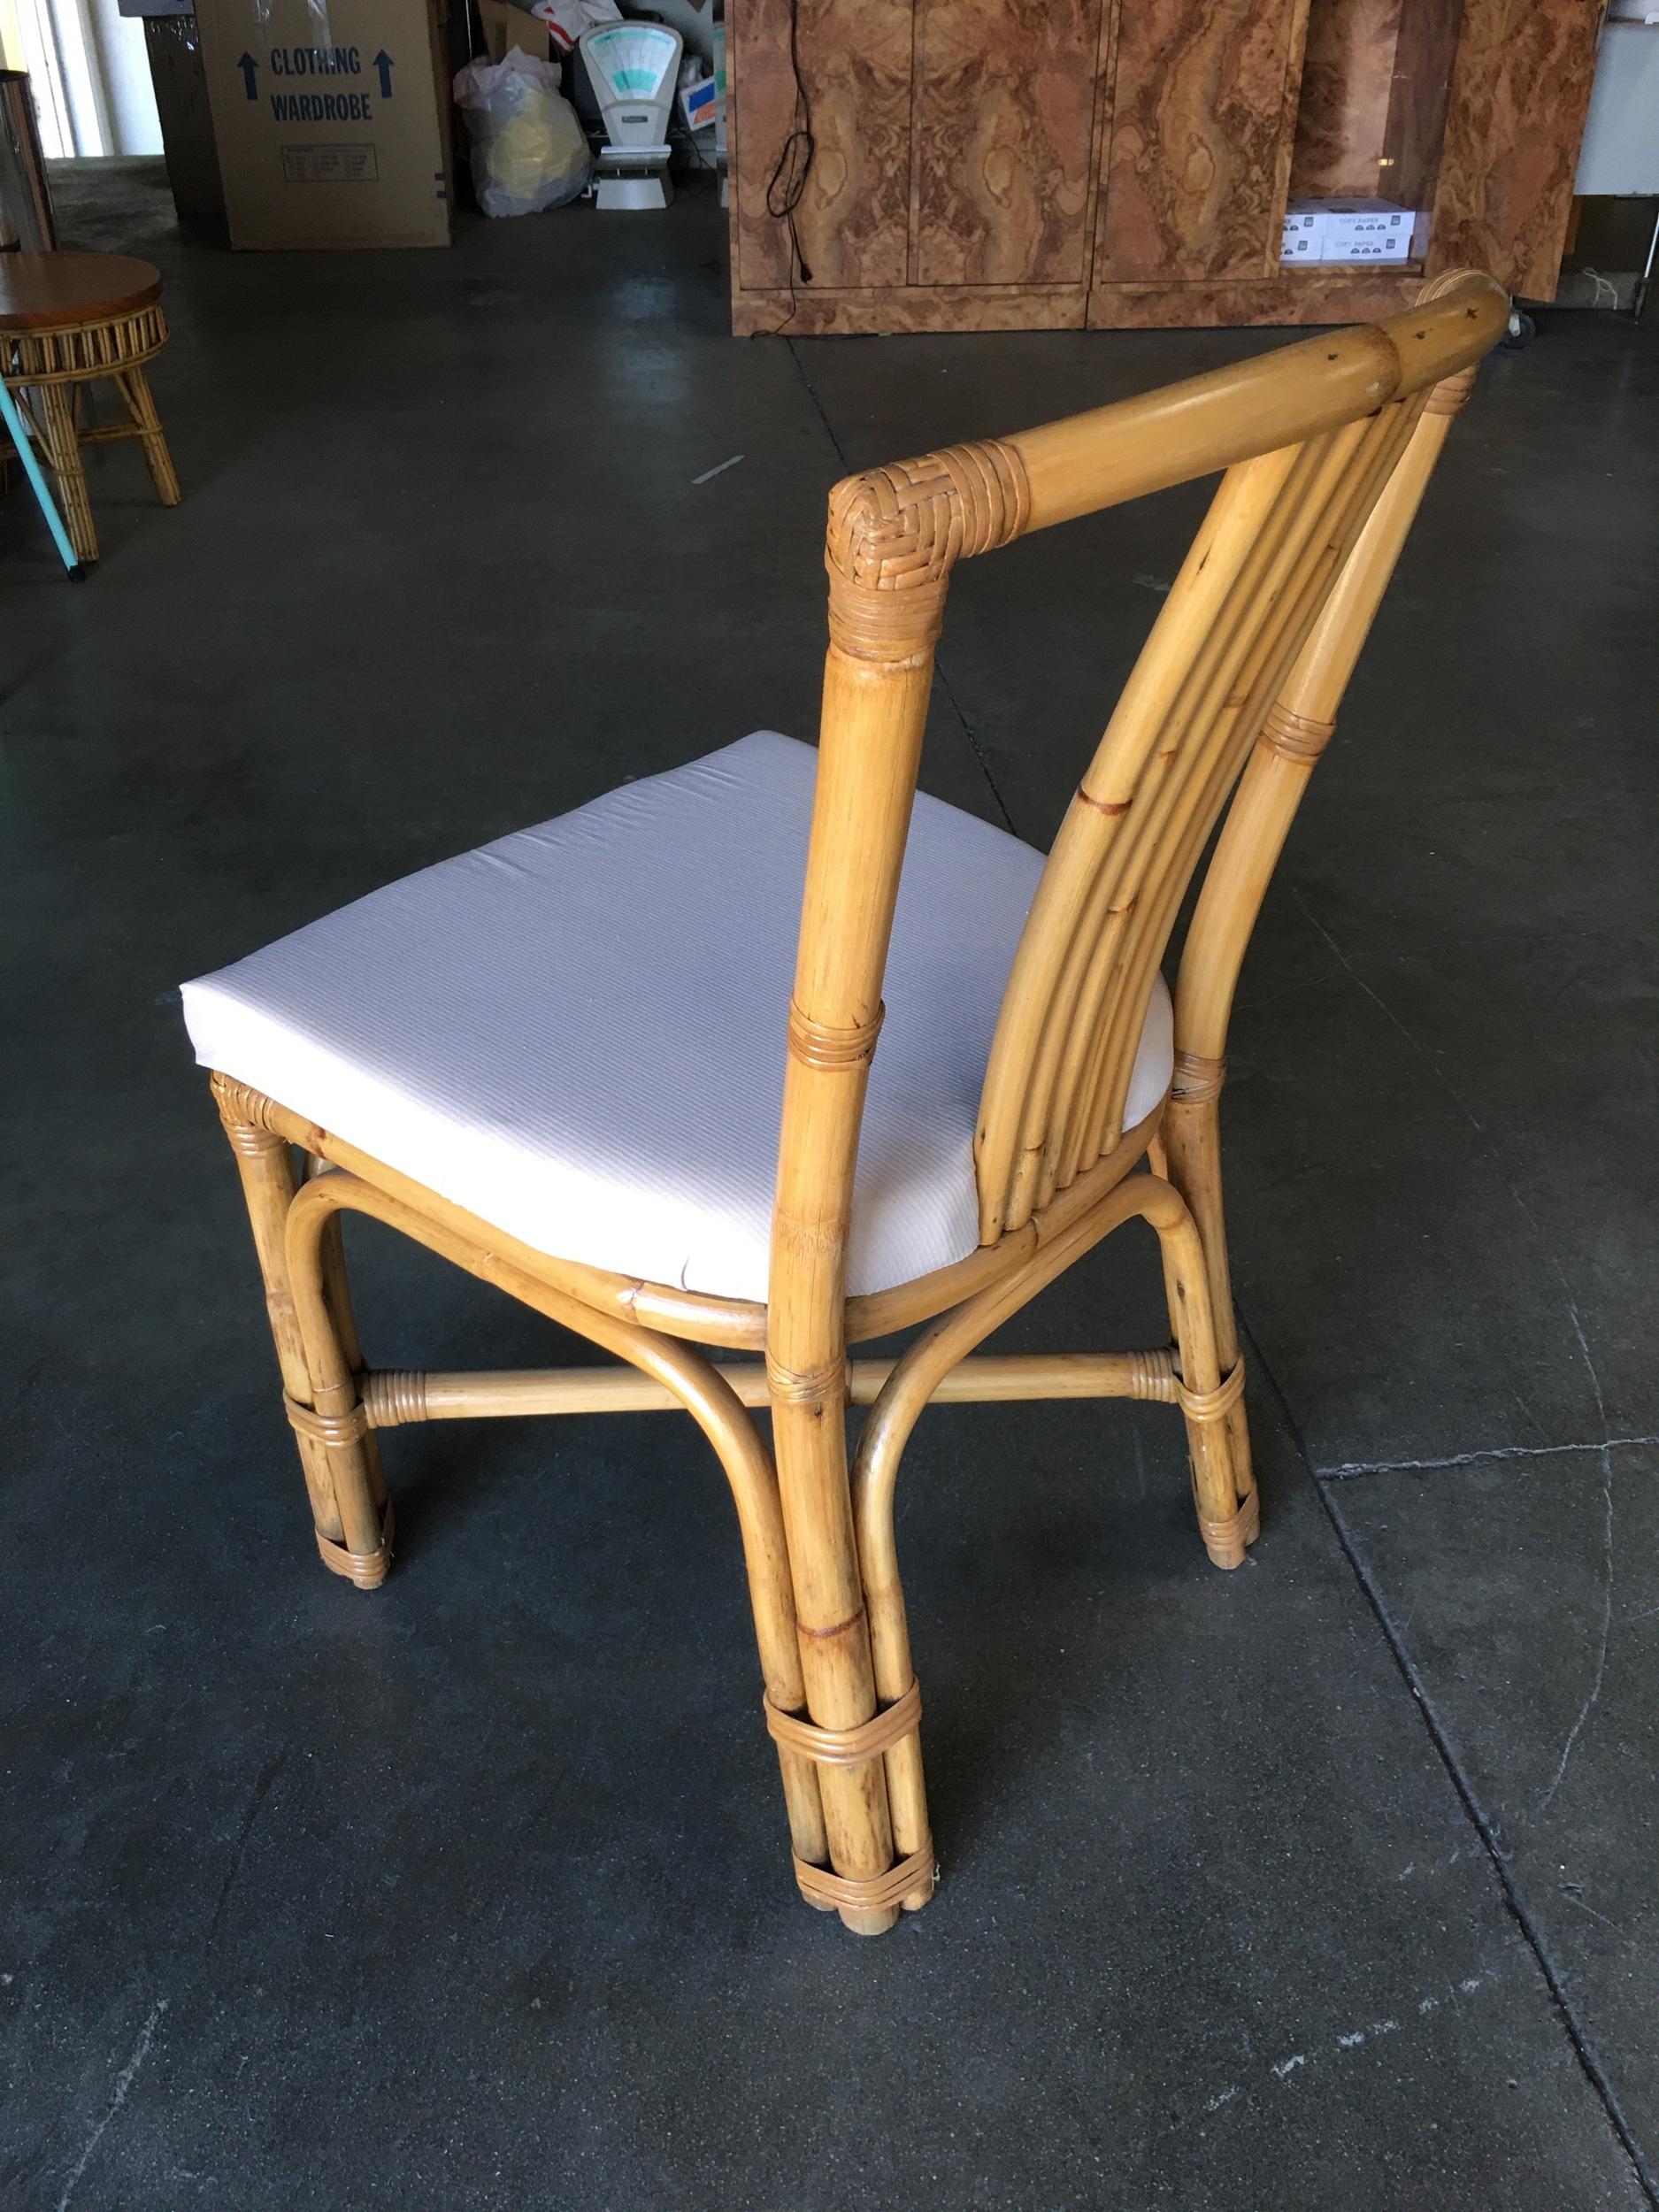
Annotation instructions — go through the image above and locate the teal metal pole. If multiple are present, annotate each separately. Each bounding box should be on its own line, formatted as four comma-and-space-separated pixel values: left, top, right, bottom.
0, 373, 84, 578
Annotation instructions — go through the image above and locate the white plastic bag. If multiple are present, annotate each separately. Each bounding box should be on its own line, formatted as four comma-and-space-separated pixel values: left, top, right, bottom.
453, 50, 592, 218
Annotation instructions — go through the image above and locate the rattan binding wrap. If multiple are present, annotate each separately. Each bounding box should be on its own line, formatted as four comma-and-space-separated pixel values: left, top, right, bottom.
314, 1498, 395, 1589
793, 1845, 938, 1916
361, 1370, 430, 1427
1198, 1486, 1262, 1560
1169, 1049, 1226, 1106
284, 1393, 370, 1448
765, 1678, 923, 1768
787, 1000, 885, 1071
1174, 1356, 1247, 1425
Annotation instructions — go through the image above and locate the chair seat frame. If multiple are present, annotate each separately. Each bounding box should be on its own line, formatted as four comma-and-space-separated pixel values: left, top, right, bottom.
207, 272, 1508, 1935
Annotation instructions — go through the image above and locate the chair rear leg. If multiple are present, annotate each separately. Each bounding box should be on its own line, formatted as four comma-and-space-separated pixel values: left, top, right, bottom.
1163, 1071, 1257, 1555
1148, 1155, 1257, 1568
212, 1075, 391, 1587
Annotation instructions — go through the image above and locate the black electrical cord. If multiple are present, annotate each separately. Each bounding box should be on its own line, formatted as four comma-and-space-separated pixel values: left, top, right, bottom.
763, 0, 814, 286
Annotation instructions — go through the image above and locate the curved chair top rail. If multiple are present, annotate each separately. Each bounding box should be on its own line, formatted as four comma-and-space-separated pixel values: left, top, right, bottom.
1005, 269, 1507, 536
823, 272, 1509, 643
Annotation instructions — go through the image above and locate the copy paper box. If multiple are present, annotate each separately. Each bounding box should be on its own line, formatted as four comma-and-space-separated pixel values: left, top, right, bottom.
1280, 206, 1326, 261
1312, 199, 1425, 265
197, 0, 452, 249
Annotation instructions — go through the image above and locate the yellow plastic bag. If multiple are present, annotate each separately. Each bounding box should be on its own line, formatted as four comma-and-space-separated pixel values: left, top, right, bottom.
453, 50, 592, 217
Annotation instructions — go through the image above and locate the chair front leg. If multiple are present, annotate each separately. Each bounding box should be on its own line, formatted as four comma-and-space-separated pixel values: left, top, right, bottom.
771, 1375, 933, 1935
212, 1075, 391, 1588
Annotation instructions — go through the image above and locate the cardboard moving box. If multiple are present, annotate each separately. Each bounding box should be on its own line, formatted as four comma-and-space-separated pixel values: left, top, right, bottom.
142, 15, 226, 222
197, 0, 452, 249
478, 0, 551, 65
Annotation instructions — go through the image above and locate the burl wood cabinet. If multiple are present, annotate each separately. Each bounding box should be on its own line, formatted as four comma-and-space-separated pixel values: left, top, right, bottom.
725, 0, 1602, 334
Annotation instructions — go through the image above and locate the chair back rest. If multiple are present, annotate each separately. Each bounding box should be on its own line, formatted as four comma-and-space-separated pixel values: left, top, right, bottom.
770, 274, 1507, 1357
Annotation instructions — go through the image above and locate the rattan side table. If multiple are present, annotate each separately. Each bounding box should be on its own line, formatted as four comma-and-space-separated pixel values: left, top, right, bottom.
0, 251, 180, 565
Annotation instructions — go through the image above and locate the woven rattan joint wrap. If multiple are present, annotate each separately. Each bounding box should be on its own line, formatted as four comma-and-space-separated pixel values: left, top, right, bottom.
825, 438, 1031, 658
787, 999, 885, 1071
1169, 1049, 1226, 1105
765, 1678, 922, 1768
1175, 1356, 1247, 1425
284, 1394, 370, 1448
211, 1072, 288, 1143
1259, 701, 1337, 763
826, 439, 1031, 591
793, 1843, 936, 1915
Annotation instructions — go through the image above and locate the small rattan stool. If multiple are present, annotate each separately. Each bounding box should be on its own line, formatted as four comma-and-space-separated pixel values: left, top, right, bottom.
0, 251, 180, 565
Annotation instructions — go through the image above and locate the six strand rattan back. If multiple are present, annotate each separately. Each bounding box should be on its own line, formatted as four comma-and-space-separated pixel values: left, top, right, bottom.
975, 384, 1429, 1237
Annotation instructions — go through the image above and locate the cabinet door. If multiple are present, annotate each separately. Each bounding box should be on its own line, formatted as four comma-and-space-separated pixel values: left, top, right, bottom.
911, 0, 1106, 287
1095, 0, 1311, 283
732, 0, 914, 291
1431, 0, 1601, 299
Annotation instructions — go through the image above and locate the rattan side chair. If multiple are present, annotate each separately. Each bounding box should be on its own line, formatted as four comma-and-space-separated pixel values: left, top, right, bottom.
183, 271, 1508, 1935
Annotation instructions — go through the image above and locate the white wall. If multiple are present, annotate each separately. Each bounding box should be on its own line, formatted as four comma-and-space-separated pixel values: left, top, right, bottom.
15, 0, 160, 157
85, 0, 162, 155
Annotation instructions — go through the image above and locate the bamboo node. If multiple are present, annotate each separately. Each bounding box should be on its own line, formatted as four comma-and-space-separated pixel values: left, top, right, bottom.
1259, 701, 1336, 762
314, 1499, 396, 1590
765, 1678, 922, 1768
1076, 785, 1131, 817
792, 1842, 936, 1916
795, 1605, 868, 1642
1170, 1049, 1226, 1104
361, 1370, 429, 1427
787, 998, 885, 1071
1176, 1356, 1247, 1425
284, 1394, 371, 1448
764, 1352, 849, 1403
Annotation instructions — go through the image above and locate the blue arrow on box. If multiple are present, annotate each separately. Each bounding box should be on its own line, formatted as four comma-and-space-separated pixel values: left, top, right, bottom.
373, 50, 394, 96
237, 51, 258, 98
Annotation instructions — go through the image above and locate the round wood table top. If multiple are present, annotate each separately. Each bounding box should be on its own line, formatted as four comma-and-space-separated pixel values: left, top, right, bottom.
0, 252, 163, 331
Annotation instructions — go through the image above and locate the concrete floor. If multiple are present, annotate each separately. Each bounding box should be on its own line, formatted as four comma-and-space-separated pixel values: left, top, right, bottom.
4, 161, 1656, 2208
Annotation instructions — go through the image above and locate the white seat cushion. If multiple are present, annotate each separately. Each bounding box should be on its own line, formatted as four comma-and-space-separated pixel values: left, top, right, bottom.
182, 733, 1172, 1304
